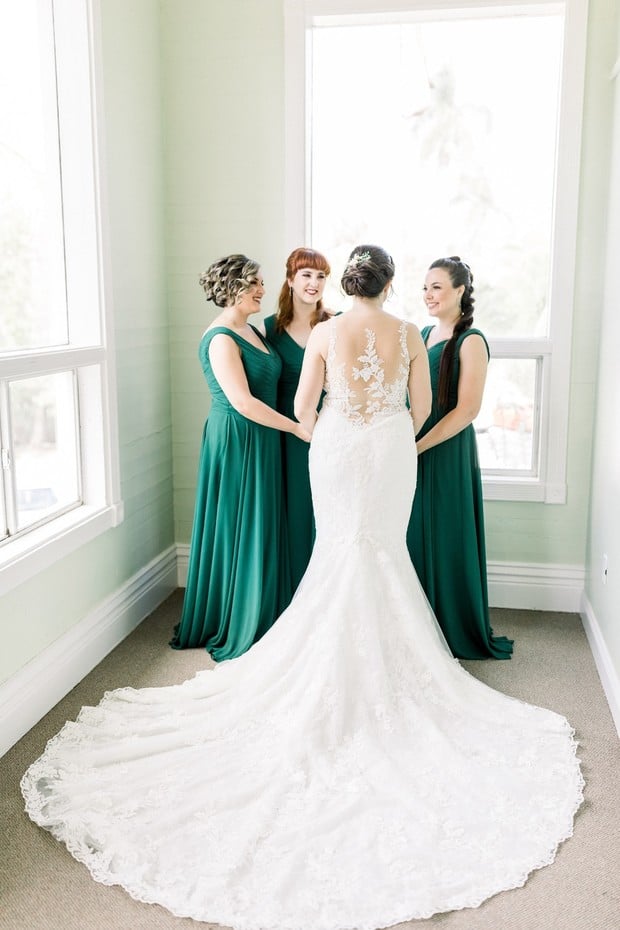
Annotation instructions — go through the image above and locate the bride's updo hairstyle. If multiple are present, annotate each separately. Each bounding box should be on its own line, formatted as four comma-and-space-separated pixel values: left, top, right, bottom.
199, 254, 261, 307
341, 245, 395, 299
429, 256, 476, 410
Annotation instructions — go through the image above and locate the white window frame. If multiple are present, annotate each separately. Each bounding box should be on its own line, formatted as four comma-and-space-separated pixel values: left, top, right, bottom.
284, 0, 588, 503
0, 0, 123, 594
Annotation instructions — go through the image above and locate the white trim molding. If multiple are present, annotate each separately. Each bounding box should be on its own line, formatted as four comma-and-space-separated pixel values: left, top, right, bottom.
0, 546, 177, 759
487, 560, 585, 612
580, 592, 620, 738
177, 542, 190, 587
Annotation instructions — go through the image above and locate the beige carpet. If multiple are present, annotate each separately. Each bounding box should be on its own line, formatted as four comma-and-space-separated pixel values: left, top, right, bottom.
1, 592, 619, 930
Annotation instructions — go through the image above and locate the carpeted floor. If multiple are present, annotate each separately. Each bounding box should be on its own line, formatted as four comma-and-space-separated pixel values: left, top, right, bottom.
1, 591, 619, 930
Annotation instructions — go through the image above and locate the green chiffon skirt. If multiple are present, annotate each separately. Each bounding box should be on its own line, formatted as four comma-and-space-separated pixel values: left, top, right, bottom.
171, 410, 291, 661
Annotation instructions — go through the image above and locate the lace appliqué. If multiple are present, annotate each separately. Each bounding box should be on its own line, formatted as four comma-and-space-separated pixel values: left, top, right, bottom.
353, 325, 409, 420
324, 319, 409, 426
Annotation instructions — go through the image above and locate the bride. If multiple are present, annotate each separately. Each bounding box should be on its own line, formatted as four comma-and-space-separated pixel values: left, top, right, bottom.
21, 245, 583, 930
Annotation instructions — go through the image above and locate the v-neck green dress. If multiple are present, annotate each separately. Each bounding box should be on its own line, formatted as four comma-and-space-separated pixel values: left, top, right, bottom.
407, 326, 513, 660
264, 314, 316, 593
171, 325, 291, 661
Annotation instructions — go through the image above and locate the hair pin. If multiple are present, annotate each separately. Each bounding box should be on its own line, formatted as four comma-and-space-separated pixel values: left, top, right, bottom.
346, 251, 371, 269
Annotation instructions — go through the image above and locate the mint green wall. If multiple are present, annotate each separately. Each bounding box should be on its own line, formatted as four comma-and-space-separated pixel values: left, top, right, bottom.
161, 0, 286, 542
164, 0, 613, 572
0, 0, 174, 685
585, 11, 620, 671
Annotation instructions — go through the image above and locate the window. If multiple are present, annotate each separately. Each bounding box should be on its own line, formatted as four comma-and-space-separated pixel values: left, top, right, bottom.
0, 0, 122, 591
285, 0, 588, 501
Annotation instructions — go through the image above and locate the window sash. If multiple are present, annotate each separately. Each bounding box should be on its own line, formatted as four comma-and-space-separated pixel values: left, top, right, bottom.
284, 0, 588, 502
0, 0, 122, 593
0, 369, 83, 540
476, 353, 542, 478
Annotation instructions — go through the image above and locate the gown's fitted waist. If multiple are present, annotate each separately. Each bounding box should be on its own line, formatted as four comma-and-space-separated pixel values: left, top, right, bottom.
321, 397, 410, 427
207, 401, 272, 425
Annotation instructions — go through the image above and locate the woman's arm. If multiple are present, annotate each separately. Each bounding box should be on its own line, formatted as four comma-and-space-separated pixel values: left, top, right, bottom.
294, 323, 329, 436
416, 333, 488, 455
406, 324, 432, 434
208, 334, 310, 441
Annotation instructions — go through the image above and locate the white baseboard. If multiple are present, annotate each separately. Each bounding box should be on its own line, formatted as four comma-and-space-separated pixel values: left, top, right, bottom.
180, 546, 584, 613
487, 560, 584, 612
0, 545, 177, 759
580, 592, 620, 737
177, 542, 190, 587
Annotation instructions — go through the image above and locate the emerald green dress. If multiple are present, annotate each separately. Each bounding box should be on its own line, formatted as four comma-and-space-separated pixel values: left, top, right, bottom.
407, 326, 513, 660
264, 314, 315, 593
171, 325, 291, 661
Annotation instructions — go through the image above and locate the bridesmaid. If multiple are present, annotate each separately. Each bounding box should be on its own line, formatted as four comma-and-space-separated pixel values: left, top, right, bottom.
171, 254, 310, 661
263, 247, 333, 593
406, 256, 513, 660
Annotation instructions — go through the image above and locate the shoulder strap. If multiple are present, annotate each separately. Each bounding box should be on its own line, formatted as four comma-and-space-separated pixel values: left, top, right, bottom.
457, 327, 490, 360
248, 323, 270, 350
399, 320, 410, 360
203, 325, 235, 344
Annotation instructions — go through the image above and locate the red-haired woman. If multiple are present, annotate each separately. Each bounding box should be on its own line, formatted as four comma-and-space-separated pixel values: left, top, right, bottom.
263, 247, 333, 592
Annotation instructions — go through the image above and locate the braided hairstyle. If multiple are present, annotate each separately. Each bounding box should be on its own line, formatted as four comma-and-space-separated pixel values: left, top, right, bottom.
199, 254, 261, 307
430, 256, 475, 409
276, 247, 331, 333
340, 244, 395, 298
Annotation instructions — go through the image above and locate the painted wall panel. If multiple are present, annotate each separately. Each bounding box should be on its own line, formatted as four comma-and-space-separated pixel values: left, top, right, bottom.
585, 9, 620, 678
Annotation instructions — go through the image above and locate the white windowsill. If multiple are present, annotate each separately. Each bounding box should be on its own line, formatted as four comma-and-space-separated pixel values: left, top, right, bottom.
0, 500, 124, 595
482, 477, 566, 503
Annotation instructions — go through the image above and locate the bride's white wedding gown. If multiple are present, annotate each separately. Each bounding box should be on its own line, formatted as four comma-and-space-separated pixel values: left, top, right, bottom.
21, 317, 583, 930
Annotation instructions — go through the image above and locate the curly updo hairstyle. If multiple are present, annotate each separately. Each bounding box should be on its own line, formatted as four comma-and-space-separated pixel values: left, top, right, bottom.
430, 256, 475, 409
276, 247, 331, 333
199, 254, 261, 308
340, 245, 395, 299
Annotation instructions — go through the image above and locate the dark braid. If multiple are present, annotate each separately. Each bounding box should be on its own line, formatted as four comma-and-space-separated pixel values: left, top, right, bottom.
430, 256, 475, 409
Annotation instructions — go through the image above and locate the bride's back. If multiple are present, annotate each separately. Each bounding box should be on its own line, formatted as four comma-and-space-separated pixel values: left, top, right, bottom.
294, 245, 431, 438
324, 310, 410, 426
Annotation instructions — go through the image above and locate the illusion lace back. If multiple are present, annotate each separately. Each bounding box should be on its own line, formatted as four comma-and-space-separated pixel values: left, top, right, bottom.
323, 317, 410, 426
21, 319, 583, 930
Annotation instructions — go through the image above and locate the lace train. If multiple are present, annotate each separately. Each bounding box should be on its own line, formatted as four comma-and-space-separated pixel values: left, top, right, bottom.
21, 406, 583, 930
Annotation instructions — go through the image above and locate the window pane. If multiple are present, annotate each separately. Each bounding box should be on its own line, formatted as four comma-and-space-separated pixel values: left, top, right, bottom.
9, 372, 80, 531
311, 11, 563, 338
475, 358, 538, 474
0, 0, 68, 351
0, 450, 7, 541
